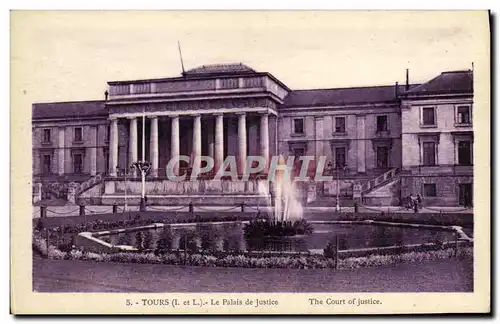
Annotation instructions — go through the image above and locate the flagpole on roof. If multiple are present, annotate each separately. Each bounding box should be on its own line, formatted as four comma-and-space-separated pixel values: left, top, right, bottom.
178, 41, 186, 76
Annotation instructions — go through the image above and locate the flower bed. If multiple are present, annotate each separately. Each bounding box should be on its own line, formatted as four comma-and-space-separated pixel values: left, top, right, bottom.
33, 230, 473, 270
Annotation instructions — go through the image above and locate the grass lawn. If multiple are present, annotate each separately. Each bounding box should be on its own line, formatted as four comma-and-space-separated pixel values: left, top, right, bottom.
33, 255, 473, 293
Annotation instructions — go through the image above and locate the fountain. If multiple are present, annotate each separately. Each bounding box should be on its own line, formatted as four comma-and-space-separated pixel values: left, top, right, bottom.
245, 155, 313, 238
271, 155, 304, 222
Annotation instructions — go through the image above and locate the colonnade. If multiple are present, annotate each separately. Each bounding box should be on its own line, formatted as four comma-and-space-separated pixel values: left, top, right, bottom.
108, 112, 271, 177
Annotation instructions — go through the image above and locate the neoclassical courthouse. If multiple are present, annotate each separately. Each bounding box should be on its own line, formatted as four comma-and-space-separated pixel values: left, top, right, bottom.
32, 63, 474, 206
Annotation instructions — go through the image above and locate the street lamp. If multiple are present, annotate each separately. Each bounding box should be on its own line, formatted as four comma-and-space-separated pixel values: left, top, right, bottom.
133, 161, 151, 211
336, 164, 348, 212
132, 107, 151, 212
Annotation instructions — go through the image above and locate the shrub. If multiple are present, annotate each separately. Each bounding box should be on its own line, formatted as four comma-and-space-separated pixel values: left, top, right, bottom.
57, 242, 74, 253
34, 218, 45, 231
197, 223, 222, 252
323, 237, 339, 258
244, 219, 313, 238
432, 232, 446, 249
135, 231, 144, 250
32, 235, 48, 256
143, 230, 154, 250
155, 227, 174, 254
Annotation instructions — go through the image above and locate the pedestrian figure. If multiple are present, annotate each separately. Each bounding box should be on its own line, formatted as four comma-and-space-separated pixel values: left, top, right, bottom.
416, 193, 422, 207
405, 194, 414, 210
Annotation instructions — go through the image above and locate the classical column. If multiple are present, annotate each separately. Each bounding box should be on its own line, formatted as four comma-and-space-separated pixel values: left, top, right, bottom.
90, 126, 97, 176
215, 113, 224, 173
192, 114, 202, 168
109, 117, 118, 176
57, 127, 65, 175
260, 113, 270, 172
237, 112, 247, 174
170, 115, 180, 175
128, 117, 138, 173
149, 116, 159, 177
207, 120, 215, 158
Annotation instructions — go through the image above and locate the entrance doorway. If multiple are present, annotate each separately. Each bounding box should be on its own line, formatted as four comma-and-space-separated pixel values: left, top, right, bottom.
376, 146, 389, 169
458, 183, 473, 207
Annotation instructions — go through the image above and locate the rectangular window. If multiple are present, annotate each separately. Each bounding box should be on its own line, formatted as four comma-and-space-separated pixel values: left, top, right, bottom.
458, 141, 472, 165
459, 183, 473, 207
422, 142, 436, 166
422, 107, 436, 126
104, 151, 110, 174
74, 127, 83, 142
376, 146, 389, 169
335, 147, 346, 169
293, 118, 304, 134
73, 154, 83, 173
334, 117, 346, 133
423, 183, 437, 197
42, 154, 51, 174
376, 115, 388, 132
457, 105, 471, 124
43, 129, 51, 143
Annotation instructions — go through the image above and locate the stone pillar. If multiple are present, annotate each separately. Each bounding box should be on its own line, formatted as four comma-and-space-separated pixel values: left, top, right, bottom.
170, 115, 180, 175
237, 113, 247, 174
109, 118, 118, 176
268, 115, 277, 157
128, 117, 138, 172
57, 127, 65, 175
260, 113, 270, 172
215, 113, 224, 172
90, 126, 97, 176
207, 120, 215, 158
315, 116, 324, 172
356, 115, 366, 173
192, 114, 202, 167
149, 116, 159, 177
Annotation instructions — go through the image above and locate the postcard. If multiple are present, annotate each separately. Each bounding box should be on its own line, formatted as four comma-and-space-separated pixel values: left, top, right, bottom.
10, 10, 490, 315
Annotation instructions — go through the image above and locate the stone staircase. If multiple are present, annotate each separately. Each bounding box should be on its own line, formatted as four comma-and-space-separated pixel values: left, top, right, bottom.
361, 168, 400, 195
69, 173, 106, 204
361, 168, 401, 206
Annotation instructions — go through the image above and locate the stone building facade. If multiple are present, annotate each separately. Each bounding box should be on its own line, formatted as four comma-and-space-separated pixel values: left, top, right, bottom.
399, 70, 474, 206
32, 64, 474, 206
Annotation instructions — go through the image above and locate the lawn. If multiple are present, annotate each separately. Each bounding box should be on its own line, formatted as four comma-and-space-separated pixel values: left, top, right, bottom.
33, 255, 473, 293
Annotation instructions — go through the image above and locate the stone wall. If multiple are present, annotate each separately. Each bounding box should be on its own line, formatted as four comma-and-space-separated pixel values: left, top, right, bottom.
400, 175, 473, 206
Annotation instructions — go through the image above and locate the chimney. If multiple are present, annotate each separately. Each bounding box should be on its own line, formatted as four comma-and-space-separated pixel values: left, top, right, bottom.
395, 82, 399, 98
405, 69, 409, 91
104, 90, 109, 101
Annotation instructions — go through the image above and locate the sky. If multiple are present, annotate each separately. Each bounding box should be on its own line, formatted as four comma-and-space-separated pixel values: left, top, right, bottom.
11, 11, 488, 103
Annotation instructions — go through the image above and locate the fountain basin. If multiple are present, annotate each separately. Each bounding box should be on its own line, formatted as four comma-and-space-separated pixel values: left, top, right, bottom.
88, 220, 467, 254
